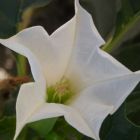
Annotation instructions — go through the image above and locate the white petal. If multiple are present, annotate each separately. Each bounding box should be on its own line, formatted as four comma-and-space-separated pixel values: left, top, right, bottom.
71, 101, 112, 140
14, 82, 45, 140
51, 0, 104, 50
65, 0, 130, 90
0, 32, 46, 87
14, 82, 96, 140
0, 26, 69, 86
66, 48, 131, 91
62, 1, 133, 91
28, 103, 96, 139
50, 0, 105, 85
74, 0, 105, 48
49, 17, 76, 84
70, 72, 140, 140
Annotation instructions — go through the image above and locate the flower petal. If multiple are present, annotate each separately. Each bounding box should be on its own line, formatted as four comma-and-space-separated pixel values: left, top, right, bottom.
0, 26, 47, 87
74, 0, 105, 48
49, 17, 76, 84
0, 26, 70, 86
15, 101, 97, 140
70, 71, 140, 139
65, 1, 130, 90
66, 48, 131, 90
50, 0, 105, 83
28, 103, 96, 139
15, 86, 97, 140
14, 82, 45, 140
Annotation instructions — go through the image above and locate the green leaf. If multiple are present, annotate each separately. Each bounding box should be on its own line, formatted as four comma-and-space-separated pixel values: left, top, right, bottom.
103, 0, 140, 52
114, 42, 140, 71
80, 0, 117, 38
0, 0, 52, 38
17, 118, 57, 139
125, 85, 140, 126
17, 127, 42, 140
130, 0, 140, 13
0, 116, 16, 140
53, 117, 83, 140
45, 132, 63, 140
28, 117, 57, 138
100, 105, 140, 140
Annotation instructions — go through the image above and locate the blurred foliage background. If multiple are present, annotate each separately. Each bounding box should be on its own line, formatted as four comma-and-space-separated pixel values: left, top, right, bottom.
0, 0, 140, 140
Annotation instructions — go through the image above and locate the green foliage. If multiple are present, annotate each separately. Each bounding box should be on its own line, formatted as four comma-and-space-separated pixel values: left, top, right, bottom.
0, 0, 52, 38
103, 0, 140, 52
0, 116, 16, 140
81, 0, 117, 38
24, 117, 84, 140
115, 41, 140, 71
53, 117, 83, 140
28, 118, 57, 138
125, 88, 140, 126
0, 0, 140, 140
0, 117, 57, 140
101, 105, 140, 140
111, 23, 140, 139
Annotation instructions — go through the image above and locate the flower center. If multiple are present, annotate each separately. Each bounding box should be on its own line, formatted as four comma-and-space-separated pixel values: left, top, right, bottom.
46, 77, 74, 104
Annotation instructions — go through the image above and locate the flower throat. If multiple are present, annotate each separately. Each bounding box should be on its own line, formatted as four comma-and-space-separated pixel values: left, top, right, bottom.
46, 77, 73, 104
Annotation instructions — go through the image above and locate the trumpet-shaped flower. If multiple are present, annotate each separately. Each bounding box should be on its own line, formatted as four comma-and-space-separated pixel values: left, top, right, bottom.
0, 0, 140, 140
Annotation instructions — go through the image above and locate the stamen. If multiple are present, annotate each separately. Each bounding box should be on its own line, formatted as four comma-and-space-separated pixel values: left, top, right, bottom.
46, 77, 73, 104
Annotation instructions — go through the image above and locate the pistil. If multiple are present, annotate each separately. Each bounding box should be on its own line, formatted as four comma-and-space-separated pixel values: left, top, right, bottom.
46, 77, 73, 104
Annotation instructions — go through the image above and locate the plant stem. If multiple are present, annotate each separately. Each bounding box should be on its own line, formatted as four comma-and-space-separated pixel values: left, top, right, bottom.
16, 0, 27, 76
102, 13, 140, 53
16, 54, 27, 76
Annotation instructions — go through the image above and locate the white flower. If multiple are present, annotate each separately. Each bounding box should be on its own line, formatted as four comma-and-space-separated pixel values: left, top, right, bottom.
0, 0, 140, 140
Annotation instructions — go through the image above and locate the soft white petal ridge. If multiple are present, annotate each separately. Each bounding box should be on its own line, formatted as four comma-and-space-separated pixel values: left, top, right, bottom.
64, 2, 132, 90
15, 92, 97, 140
75, 0, 105, 47
70, 72, 140, 140
14, 82, 46, 140
28, 103, 96, 139
50, 0, 105, 83
0, 27, 47, 87
66, 47, 131, 91
14, 82, 96, 140
0, 26, 71, 86
49, 17, 76, 85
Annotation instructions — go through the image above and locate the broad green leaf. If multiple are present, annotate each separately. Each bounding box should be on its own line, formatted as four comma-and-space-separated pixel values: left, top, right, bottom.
114, 42, 140, 71
80, 0, 117, 38
0, 0, 52, 38
100, 105, 140, 140
100, 115, 112, 140
53, 117, 83, 140
17, 118, 57, 139
130, 0, 140, 13
103, 0, 140, 52
28, 117, 57, 138
125, 85, 140, 126
45, 132, 63, 140
0, 116, 16, 140
17, 127, 42, 140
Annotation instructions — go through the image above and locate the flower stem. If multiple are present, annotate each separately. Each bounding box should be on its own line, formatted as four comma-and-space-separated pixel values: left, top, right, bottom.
102, 13, 140, 53
16, 55, 27, 76
16, 7, 27, 76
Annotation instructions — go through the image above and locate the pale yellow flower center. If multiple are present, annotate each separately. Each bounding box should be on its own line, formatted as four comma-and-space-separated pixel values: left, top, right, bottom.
46, 77, 74, 104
